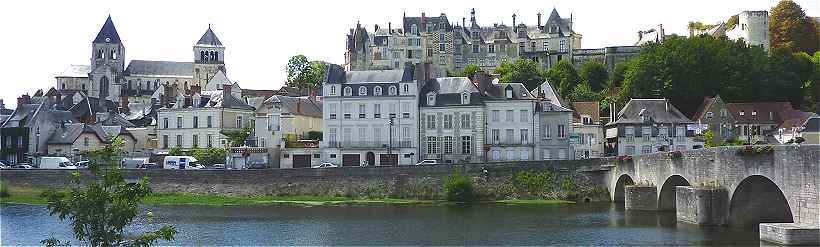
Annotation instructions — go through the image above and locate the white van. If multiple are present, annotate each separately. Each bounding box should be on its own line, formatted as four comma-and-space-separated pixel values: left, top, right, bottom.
163, 156, 203, 170
40, 157, 77, 169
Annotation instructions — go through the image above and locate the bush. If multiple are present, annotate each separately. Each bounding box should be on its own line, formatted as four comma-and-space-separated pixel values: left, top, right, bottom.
736, 145, 774, 156
512, 170, 557, 198
190, 148, 228, 166
0, 181, 9, 198
668, 151, 683, 160
442, 171, 475, 202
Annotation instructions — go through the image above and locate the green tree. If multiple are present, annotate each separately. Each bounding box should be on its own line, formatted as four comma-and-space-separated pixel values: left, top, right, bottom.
570, 83, 602, 102
190, 148, 228, 166
726, 15, 739, 30
495, 58, 545, 90
545, 60, 580, 100
447, 64, 485, 80
610, 60, 631, 88
168, 147, 183, 156
286, 55, 327, 90
41, 138, 176, 246
579, 61, 608, 91
222, 125, 254, 147
442, 171, 475, 202
770, 0, 819, 54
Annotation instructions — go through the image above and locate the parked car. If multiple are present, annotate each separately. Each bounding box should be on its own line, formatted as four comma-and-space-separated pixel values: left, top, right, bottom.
313, 162, 338, 168
247, 161, 268, 169
75, 161, 89, 169
0, 160, 10, 169
137, 163, 158, 169
40, 157, 77, 169
212, 164, 225, 169
14, 164, 33, 169
414, 160, 439, 166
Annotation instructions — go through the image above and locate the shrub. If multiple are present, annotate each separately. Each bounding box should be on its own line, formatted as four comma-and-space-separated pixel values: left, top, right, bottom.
442, 171, 475, 202
668, 151, 683, 160
736, 145, 774, 156
0, 181, 9, 198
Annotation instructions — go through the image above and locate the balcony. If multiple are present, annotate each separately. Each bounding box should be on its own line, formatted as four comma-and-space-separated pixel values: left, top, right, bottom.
487, 140, 534, 147
328, 141, 413, 149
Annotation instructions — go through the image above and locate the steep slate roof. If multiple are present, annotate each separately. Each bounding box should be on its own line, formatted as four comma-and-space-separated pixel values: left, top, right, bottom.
419, 77, 482, 107
483, 81, 535, 100
691, 96, 717, 121
124, 60, 193, 77
611, 99, 692, 125
195, 90, 254, 110
93, 16, 122, 44
101, 125, 135, 140
725, 102, 794, 124
68, 97, 118, 120
572, 101, 600, 123
326, 64, 415, 84
47, 123, 108, 145
263, 95, 322, 118
196, 26, 223, 47
57, 65, 92, 78
403, 14, 453, 33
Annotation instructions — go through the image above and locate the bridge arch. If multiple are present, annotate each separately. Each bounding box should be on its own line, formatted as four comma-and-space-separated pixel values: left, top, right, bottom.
658, 175, 691, 211
728, 175, 793, 228
613, 174, 635, 203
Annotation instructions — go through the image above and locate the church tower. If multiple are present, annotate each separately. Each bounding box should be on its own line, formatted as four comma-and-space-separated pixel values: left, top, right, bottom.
193, 25, 226, 87
89, 15, 124, 103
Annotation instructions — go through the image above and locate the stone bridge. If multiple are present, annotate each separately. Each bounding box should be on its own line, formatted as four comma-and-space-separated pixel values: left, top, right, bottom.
606, 145, 819, 245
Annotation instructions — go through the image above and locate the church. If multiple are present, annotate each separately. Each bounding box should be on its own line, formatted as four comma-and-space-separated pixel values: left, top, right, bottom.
55, 16, 237, 106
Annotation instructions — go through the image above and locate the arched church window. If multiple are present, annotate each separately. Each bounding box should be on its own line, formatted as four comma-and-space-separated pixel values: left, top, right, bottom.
215, 52, 219, 61
210, 51, 215, 61
330, 85, 336, 95
343, 86, 352, 96
200, 51, 206, 61
111, 48, 117, 60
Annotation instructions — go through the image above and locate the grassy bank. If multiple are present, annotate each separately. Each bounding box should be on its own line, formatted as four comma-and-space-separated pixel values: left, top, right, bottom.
0, 185, 575, 206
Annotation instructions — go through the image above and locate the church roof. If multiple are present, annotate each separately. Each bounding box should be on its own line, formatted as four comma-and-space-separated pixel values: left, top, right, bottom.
57, 65, 92, 78
196, 26, 223, 47
124, 60, 193, 78
93, 16, 122, 44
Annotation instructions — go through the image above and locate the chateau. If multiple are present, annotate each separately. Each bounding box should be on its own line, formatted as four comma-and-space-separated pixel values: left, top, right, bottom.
55, 16, 231, 106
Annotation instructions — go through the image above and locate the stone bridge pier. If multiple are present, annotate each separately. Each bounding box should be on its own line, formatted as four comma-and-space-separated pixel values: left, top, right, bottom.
606, 145, 820, 245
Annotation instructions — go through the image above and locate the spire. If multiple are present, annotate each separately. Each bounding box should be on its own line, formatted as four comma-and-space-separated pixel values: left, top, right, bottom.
93, 15, 122, 44
196, 25, 223, 47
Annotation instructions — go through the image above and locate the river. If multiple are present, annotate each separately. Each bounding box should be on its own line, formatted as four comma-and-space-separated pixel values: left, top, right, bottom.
1, 203, 761, 246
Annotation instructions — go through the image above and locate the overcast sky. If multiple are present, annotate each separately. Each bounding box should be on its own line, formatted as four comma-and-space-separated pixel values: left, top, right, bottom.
1, 0, 817, 108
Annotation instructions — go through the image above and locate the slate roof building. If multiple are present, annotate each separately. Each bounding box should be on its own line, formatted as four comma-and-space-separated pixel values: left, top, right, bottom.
569, 101, 603, 159
692, 96, 817, 144
46, 123, 137, 160
605, 99, 701, 156
1, 94, 77, 164
254, 95, 324, 168
479, 74, 539, 161
419, 77, 486, 163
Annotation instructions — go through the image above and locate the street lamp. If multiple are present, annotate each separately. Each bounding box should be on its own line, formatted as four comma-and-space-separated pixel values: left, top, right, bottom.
388, 116, 395, 165
35, 127, 40, 164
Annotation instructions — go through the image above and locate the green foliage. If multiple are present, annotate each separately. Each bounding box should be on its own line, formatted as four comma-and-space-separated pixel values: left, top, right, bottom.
495, 58, 546, 90
189, 148, 227, 166
667, 151, 684, 160
579, 61, 608, 92
610, 61, 631, 88
442, 171, 475, 202
545, 60, 580, 100
619, 35, 818, 116
736, 145, 775, 156
570, 83, 603, 102
704, 130, 717, 147
726, 15, 739, 30
448, 64, 485, 80
770, 0, 819, 54
168, 147, 183, 156
41, 138, 176, 246
307, 131, 323, 141
688, 21, 718, 31
0, 181, 9, 198
223, 125, 254, 147
286, 55, 327, 90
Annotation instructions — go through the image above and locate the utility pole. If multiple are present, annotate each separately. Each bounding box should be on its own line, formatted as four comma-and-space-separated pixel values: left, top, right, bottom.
388, 116, 395, 165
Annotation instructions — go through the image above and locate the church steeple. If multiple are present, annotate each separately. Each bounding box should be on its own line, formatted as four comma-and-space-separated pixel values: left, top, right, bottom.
93, 15, 122, 44
193, 25, 226, 88
196, 25, 223, 47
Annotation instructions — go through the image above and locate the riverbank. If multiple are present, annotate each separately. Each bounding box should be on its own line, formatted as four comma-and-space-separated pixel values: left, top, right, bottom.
0, 185, 573, 206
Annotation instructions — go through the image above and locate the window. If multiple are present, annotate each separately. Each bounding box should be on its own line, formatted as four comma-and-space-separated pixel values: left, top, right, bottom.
520, 110, 528, 122
544, 124, 551, 139
330, 85, 336, 95
176, 135, 183, 148
427, 48, 433, 57
542, 149, 551, 160
389, 103, 397, 118
505, 110, 514, 122
401, 103, 410, 118
488, 44, 495, 53
344, 86, 352, 96
427, 114, 436, 129
329, 104, 337, 119
519, 42, 525, 53
358, 86, 367, 96
374, 86, 382, 96
402, 127, 411, 146
461, 92, 470, 104
443, 136, 453, 154
531, 42, 536, 51
558, 124, 566, 138
427, 94, 436, 106
374, 104, 381, 118
162, 135, 169, 149
403, 84, 409, 94
461, 114, 471, 129
521, 129, 529, 145
236, 116, 243, 128
358, 127, 366, 142
192, 135, 199, 148
177, 117, 183, 128
472, 44, 479, 53
752, 110, 757, 116
582, 116, 593, 125
207, 116, 213, 128
439, 43, 445, 52
426, 136, 439, 154
543, 41, 549, 51
389, 86, 397, 95
492, 150, 501, 160
411, 24, 418, 34
625, 146, 635, 155
439, 33, 445, 42
373, 128, 381, 144
492, 110, 500, 122
739, 111, 746, 116
439, 55, 446, 65
706, 112, 714, 119
506, 150, 515, 161
163, 118, 169, 129
358, 104, 366, 118
83, 137, 89, 147
676, 126, 685, 137
721, 109, 728, 118
558, 149, 567, 159
505, 88, 513, 99
642, 145, 652, 154
521, 150, 529, 160
443, 114, 453, 129
492, 129, 500, 144
559, 40, 567, 52
461, 136, 472, 154
193, 116, 199, 128
343, 103, 351, 119
268, 115, 280, 131
505, 129, 514, 144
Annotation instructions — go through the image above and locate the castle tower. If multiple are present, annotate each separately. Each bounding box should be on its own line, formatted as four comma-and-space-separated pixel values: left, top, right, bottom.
193, 25, 226, 87
88, 16, 124, 103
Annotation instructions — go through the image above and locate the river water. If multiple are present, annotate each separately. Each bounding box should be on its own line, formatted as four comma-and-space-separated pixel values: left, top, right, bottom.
1, 203, 761, 246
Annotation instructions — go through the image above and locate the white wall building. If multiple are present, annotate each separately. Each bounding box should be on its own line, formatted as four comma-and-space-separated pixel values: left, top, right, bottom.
477, 75, 537, 162
531, 81, 573, 160
725, 11, 769, 51
605, 99, 700, 156
419, 77, 486, 163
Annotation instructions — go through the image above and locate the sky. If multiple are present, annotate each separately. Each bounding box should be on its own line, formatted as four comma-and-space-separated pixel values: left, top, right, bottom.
0, 0, 817, 109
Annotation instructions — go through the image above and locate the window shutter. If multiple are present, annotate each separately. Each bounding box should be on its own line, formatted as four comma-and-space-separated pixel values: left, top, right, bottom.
635, 125, 643, 137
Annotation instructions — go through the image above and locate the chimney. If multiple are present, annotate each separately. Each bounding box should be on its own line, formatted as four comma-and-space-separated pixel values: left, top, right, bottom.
388, 22, 392, 33
474, 71, 492, 94
421, 12, 426, 32
0, 99, 5, 109
374, 24, 379, 31
223, 84, 232, 107
17, 94, 31, 106
120, 96, 130, 113
512, 14, 517, 27
462, 17, 466, 27
537, 12, 542, 28
296, 99, 302, 114
191, 85, 201, 95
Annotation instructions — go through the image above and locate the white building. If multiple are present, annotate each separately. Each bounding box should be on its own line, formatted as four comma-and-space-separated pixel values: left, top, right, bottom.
570, 101, 604, 159
605, 99, 700, 156
531, 81, 573, 160
254, 95, 323, 168
476, 74, 538, 162
321, 65, 421, 166
419, 77, 485, 163
725, 11, 769, 51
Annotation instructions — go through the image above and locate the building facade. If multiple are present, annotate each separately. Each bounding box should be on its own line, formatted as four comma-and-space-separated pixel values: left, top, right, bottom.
605, 99, 701, 156
254, 95, 323, 168
321, 65, 421, 166
569, 101, 604, 159
419, 77, 486, 163
475, 74, 538, 162
531, 81, 573, 160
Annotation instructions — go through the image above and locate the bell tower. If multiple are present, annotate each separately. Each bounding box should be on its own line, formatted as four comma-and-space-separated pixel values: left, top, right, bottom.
193, 25, 226, 88
89, 15, 124, 102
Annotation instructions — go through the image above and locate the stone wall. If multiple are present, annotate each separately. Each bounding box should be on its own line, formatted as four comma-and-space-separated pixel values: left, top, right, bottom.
0, 159, 609, 200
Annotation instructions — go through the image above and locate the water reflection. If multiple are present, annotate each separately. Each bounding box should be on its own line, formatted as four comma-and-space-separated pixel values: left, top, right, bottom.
1, 203, 760, 246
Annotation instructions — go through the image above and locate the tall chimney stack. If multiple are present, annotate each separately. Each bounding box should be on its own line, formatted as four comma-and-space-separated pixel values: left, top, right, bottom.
512, 14, 517, 27
537, 12, 542, 28
223, 84, 232, 108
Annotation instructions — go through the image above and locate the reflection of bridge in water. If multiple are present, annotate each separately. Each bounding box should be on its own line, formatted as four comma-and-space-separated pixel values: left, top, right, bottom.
605, 145, 819, 245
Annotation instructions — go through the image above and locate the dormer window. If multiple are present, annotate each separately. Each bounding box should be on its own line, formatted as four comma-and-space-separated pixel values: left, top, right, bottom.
374, 86, 382, 96
358, 86, 367, 96
427, 93, 436, 106
461, 92, 470, 104
330, 85, 336, 95
411, 24, 418, 34
389, 86, 397, 95
751, 110, 757, 116
343, 86, 352, 96
740, 111, 745, 116
505, 87, 513, 99
403, 84, 409, 94
706, 112, 714, 118
582, 116, 593, 125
